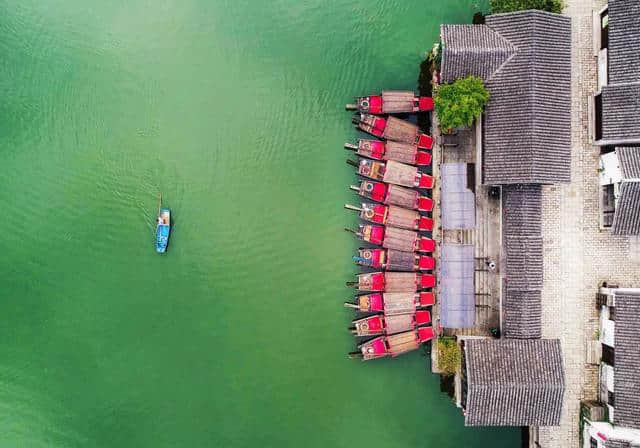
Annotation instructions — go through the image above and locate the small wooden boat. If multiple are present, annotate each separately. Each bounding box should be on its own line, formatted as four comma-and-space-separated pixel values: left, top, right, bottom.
354, 248, 436, 271
344, 292, 436, 315
345, 139, 432, 166
353, 114, 433, 149
346, 91, 434, 114
347, 272, 436, 292
349, 327, 436, 360
346, 224, 436, 253
348, 158, 434, 190
350, 180, 434, 211
155, 195, 171, 253
345, 203, 433, 231
350, 310, 431, 337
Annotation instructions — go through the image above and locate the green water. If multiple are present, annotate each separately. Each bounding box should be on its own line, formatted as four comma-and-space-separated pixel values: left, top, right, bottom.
0, 1, 519, 446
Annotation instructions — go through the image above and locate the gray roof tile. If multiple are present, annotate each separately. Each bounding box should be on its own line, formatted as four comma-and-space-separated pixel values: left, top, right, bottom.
612, 182, 640, 235
613, 292, 640, 429
441, 11, 571, 184
464, 339, 565, 426
608, 0, 640, 85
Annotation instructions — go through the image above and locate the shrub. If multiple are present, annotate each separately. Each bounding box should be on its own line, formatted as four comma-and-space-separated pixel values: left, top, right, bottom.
434, 76, 489, 132
437, 337, 462, 375
490, 0, 564, 14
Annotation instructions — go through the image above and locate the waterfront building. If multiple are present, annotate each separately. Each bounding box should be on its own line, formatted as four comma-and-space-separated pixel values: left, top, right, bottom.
433, 8, 573, 442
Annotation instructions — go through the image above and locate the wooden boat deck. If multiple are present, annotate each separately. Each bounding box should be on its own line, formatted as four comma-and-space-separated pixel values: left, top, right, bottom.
383, 116, 419, 143
387, 331, 420, 354
381, 91, 415, 114
385, 314, 414, 335
383, 293, 418, 315
386, 249, 415, 271
385, 141, 418, 165
383, 160, 417, 188
386, 205, 419, 230
383, 226, 417, 253
384, 272, 417, 292
386, 184, 417, 210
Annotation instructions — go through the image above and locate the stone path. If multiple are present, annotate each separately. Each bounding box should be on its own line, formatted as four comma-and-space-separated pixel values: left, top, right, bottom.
538, 1, 640, 446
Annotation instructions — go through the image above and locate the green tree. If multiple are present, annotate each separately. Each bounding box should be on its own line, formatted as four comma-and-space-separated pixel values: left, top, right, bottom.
490, 0, 564, 14
434, 76, 489, 132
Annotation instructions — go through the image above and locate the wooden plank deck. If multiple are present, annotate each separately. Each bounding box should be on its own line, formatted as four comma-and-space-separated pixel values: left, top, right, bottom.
383, 116, 419, 143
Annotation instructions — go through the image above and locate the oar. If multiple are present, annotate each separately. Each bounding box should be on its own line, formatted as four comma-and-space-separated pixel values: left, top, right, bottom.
343, 302, 360, 309
344, 204, 362, 212
344, 142, 358, 151
349, 185, 360, 192
157, 192, 162, 216
346, 159, 359, 168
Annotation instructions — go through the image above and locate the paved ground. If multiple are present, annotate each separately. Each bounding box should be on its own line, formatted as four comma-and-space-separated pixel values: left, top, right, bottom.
537, 1, 640, 446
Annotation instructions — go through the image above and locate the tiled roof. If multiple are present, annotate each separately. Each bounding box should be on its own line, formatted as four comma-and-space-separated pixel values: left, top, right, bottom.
502, 185, 543, 338
440, 25, 516, 83
608, 0, 640, 85
503, 290, 542, 339
504, 236, 544, 290
464, 339, 565, 426
605, 440, 634, 448
598, 0, 640, 145
612, 182, 640, 235
441, 11, 572, 185
613, 292, 640, 429
617, 147, 640, 179
601, 83, 640, 145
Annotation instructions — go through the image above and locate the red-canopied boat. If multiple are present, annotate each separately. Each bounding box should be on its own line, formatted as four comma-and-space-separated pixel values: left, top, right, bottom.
344, 292, 436, 315
346, 224, 436, 254
353, 114, 434, 150
349, 326, 436, 360
346, 91, 434, 114
350, 310, 431, 337
354, 248, 436, 271
349, 158, 434, 190
350, 180, 434, 211
345, 139, 432, 167
345, 203, 433, 231
347, 271, 436, 293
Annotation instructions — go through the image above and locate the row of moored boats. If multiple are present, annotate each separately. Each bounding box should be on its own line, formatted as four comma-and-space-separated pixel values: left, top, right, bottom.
344, 91, 438, 361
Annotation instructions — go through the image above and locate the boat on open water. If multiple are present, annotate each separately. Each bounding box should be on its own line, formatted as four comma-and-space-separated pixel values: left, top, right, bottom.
346, 224, 436, 253
345, 203, 433, 230
350, 180, 433, 211
349, 158, 434, 190
353, 114, 433, 149
347, 271, 436, 293
350, 310, 431, 337
354, 248, 435, 271
349, 326, 436, 360
346, 91, 434, 114
156, 195, 171, 253
344, 292, 436, 315
345, 139, 432, 166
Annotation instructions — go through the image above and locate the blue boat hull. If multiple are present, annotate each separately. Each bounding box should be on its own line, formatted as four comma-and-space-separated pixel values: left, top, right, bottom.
156, 208, 171, 253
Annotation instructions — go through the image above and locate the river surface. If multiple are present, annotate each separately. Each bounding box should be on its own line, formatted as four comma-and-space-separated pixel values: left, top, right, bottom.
0, 1, 520, 446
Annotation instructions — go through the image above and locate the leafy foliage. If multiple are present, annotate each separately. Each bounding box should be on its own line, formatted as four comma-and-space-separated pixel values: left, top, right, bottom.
490, 0, 564, 14
437, 337, 462, 376
434, 76, 489, 132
